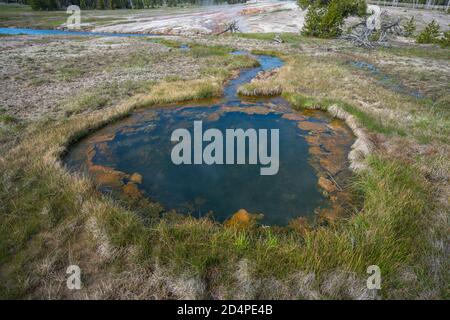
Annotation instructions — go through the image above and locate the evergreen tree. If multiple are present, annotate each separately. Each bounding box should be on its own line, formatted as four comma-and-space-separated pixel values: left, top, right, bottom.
29, 0, 247, 10
97, 0, 105, 9
403, 16, 416, 37
440, 30, 449, 48
300, 0, 366, 38
416, 20, 441, 44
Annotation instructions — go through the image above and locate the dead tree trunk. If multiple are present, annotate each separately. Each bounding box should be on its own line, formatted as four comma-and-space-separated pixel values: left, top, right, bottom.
273, 34, 283, 43
341, 14, 401, 49
216, 21, 240, 35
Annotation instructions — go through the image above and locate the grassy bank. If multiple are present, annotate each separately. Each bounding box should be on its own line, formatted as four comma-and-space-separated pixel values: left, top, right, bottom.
238, 50, 449, 144
0, 105, 436, 298
236, 47, 449, 298
0, 98, 435, 299
0, 37, 448, 299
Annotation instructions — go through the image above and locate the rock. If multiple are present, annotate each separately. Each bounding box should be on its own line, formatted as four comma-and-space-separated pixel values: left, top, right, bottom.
318, 176, 337, 193
122, 182, 141, 198
282, 113, 306, 121
231, 209, 250, 222
319, 158, 343, 175
225, 208, 252, 229
94, 171, 124, 188
130, 172, 143, 184
297, 121, 328, 133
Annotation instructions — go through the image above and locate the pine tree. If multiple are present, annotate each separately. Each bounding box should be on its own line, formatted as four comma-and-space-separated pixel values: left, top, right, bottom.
97, 0, 105, 9
403, 16, 416, 38
416, 20, 441, 44
441, 30, 450, 48
28, 0, 248, 10
300, 0, 366, 38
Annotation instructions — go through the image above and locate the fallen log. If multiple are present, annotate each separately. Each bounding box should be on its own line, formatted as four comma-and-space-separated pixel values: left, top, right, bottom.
341, 12, 402, 49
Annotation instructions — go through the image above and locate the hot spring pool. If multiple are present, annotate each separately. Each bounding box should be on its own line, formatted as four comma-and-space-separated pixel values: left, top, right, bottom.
65, 53, 354, 225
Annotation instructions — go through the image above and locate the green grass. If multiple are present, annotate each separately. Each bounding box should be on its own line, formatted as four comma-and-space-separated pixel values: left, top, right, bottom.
56, 67, 86, 82
0, 4, 67, 29
236, 32, 332, 47
200, 54, 260, 79
189, 44, 234, 58
0, 37, 446, 299
60, 80, 154, 116
3, 120, 430, 296
236, 33, 300, 44
250, 49, 285, 58
0, 3, 32, 11
283, 92, 407, 136
83, 155, 432, 294
378, 45, 450, 60
0, 113, 17, 125
0, 109, 22, 147
152, 39, 235, 57
151, 38, 184, 48
239, 50, 447, 144
0, 73, 435, 298
282, 92, 320, 109
339, 101, 407, 137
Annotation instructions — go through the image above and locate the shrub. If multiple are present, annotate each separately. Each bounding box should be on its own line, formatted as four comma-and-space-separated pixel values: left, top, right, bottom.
369, 30, 381, 42
403, 16, 416, 37
79, 0, 87, 9
300, 0, 367, 38
302, 4, 342, 38
416, 20, 441, 44
440, 30, 450, 48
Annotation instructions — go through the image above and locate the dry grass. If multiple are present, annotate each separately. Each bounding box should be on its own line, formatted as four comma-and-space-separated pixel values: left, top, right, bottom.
0, 92, 440, 299
0, 38, 448, 300
0, 42, 259, 298
142, 79, 222, 105
0, 82, 214, 298
235, 47, 449, 299
239, 51, 449, 144
238, 81, 283, 97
